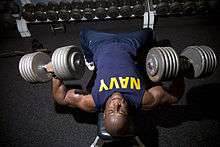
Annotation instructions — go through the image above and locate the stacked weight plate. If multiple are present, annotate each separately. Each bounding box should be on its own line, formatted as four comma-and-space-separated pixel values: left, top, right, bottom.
180, 46, 217, 78
19, 52, 51, 83
51, 46, 85, 80
146, 47, 180, 82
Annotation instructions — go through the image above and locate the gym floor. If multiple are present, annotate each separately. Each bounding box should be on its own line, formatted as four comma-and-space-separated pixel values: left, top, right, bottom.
0, 14, 220, 147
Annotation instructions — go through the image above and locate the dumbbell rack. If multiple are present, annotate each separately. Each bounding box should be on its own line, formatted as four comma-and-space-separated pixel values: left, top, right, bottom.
16, 0, 156, 37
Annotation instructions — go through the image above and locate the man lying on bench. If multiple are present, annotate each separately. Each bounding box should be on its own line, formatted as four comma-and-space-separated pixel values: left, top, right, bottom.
46, 28, 185, 137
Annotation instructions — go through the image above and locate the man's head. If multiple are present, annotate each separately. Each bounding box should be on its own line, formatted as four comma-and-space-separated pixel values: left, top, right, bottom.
103, 92, 134, 137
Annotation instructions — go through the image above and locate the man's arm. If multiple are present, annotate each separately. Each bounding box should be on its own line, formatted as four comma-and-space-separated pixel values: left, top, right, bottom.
46, 62, 96, 112
141, 77, 185, 110
52, 78, 96, 112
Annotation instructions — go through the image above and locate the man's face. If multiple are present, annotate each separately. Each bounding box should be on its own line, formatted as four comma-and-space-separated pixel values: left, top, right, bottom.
103, 92, 130, 136
104, 92, 128, 118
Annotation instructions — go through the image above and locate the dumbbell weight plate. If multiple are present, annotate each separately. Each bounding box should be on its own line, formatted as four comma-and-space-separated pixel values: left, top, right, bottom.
83, 8, 95, 20
146, 47, 166, 82
58, 10, 70, 21
199, 46, 217, 76
52, 46, 85, 80
166, 47, 180, 78
161, 47, 176, 80
69, 52, 85, 77
47, 10, 58, 21
180, 46, 206, 78
203, 46, 217, 73
70, 8, 82, 20
35, 11, 47, 21
197, 46, 209, 76
19, 53, 32, 82
120, 5, 131, 17
107, 6, 119, 18
205, 46, 215, 75
133, 4, 144, 17
95, 7, 106, 19
24, 53, 49, 82
19, 52, 51, 83
146, 47, 180, 82
157, 47, 170, 80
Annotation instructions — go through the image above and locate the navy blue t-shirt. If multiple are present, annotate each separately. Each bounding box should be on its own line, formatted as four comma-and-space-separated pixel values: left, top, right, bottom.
80, 28, 153, 111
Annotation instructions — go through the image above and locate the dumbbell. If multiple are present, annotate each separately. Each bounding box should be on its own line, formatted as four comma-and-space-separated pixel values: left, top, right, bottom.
82, 0, 95, 20
83, 7, 95, 20
47, 10, 59, 21
120, 4, 132, 18
70, 8, 83, 20
58, 9, 71, 21
19, 46, 85, 83
146, 46, 217, 82
107, 5, 119, 18
35, 11, 47, 21
133, 1, 145, 17
95, 6, 107, 19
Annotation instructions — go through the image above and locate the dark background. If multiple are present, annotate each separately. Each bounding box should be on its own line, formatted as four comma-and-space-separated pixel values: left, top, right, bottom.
0, 13, 220, 146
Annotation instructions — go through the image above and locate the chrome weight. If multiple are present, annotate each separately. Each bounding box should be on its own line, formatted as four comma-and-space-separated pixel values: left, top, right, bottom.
19, 52, 51, 83
146, 47, 166, 82
180, 46, 217, 78
52, 46, 85, 80
198, 46, 217, 77
166, 47, 180, 79
157, 47, 179, 81
201, 46, 217, 74
146, 47, 180, 82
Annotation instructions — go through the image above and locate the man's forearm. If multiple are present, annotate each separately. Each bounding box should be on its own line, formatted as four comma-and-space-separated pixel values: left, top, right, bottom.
51, 78, 95, 112
52, 78, 68, 105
